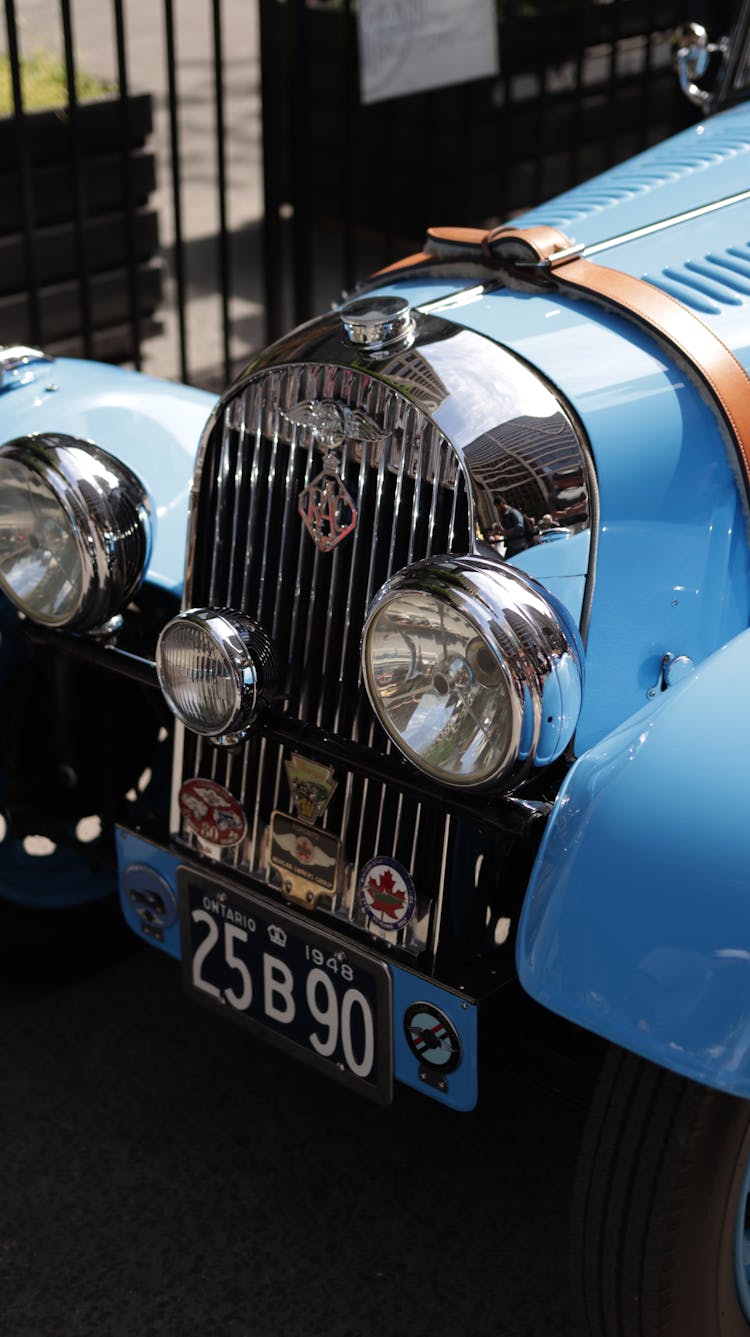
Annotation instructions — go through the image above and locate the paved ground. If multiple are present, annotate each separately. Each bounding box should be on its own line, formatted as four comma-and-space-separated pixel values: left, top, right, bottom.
2, 938, 582, 1337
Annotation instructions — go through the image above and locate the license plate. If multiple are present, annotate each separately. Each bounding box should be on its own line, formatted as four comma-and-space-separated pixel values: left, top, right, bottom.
178, 866, 393, 1103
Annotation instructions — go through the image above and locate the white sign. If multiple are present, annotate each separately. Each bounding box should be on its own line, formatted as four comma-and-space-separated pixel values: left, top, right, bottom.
357, 0, 500, 106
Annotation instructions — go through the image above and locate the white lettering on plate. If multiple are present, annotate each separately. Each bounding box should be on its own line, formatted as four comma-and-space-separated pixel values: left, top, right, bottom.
263, 954, 296, 1024
200, 894, 256, 933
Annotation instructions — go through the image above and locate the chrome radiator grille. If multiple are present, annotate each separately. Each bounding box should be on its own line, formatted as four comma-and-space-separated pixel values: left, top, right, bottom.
176, 362, 472, 957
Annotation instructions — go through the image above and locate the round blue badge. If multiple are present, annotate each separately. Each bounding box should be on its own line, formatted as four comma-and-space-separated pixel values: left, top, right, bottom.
359, 855, 416, 931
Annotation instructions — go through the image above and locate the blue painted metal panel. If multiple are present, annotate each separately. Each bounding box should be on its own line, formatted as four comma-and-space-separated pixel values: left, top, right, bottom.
116, 827, 182, 959
0, 359, 217, 596
517, 628, 750, 1099
391, 966, 478, 1111
511, 102, 750, 241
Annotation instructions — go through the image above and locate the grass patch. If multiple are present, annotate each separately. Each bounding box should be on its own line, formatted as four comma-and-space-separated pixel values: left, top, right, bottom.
0, 52, 115, 115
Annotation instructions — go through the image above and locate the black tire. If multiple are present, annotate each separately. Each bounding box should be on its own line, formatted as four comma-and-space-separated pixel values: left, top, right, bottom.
572, 1045, 750, 1336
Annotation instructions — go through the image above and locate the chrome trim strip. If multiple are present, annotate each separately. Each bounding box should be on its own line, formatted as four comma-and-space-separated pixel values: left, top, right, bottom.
225, 397, 248, 607
240, 406, 263, 614
247, 735, 267, 870
208, 411, 232, 605
286, 424, 316, 706
584, 188, 750, 259
431, 815, 452, 970
170, 721, 186, 831
332, 439, 370, 736
317, 438, 349, 728
256, 411, 281, 621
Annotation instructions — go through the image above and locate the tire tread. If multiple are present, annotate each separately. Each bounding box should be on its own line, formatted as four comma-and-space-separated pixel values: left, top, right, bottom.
571, 1047, 714, 1337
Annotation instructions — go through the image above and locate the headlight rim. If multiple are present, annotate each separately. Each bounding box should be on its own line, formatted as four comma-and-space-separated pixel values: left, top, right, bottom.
156, 606, 277, 742
0, 433, 152, 631
362, 553, 583, 791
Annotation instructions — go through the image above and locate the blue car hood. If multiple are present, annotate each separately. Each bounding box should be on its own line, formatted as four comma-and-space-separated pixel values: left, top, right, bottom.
512, 101, 750, 372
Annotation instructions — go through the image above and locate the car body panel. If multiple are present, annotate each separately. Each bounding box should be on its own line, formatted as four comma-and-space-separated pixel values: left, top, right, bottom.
512, 100, 750, 247
517, 627, 750, 1099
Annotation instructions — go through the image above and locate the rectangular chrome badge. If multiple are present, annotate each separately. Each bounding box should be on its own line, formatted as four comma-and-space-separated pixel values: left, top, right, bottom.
268, 810, 340, 907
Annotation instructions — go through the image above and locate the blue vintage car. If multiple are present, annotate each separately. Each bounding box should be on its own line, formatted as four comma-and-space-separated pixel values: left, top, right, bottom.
3, 26, 750, 1335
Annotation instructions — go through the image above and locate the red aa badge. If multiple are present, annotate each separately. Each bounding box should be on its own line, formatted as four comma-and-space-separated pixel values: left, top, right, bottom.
298, 468, 357, 552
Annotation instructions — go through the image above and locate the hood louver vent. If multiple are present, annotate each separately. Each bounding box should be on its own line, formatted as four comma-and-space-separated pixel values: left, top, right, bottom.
513, 119, 750, 230
646, 245, 750, 316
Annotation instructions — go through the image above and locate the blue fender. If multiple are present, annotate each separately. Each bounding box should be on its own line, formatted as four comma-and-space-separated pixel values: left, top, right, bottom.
0, 358, 218, 595
517, 629, 750, 1098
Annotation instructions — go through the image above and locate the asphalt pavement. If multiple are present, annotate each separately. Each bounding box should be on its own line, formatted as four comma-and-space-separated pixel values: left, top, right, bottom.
2, 938, 582, 1337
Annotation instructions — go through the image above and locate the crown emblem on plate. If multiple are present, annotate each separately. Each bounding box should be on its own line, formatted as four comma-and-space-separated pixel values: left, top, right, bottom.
267, 924, 287, 948
283, 399, 386, 551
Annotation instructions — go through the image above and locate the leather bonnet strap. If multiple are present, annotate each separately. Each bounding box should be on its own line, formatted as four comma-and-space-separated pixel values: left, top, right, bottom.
376, 224, 750, 492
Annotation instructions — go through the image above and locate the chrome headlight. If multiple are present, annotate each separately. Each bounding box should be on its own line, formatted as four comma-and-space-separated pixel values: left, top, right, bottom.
0, 433, 152, 630
156, 608, 277, 743
362, 555, 584, 789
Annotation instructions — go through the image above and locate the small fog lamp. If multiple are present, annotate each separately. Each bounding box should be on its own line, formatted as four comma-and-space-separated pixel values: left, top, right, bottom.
156, 608, 277, 743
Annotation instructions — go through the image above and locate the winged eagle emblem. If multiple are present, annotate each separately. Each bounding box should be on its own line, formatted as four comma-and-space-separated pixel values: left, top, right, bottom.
282, 399, 386, 450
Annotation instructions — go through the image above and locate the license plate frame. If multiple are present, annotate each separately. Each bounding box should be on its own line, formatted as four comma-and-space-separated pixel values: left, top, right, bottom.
178, 865, 393, 1103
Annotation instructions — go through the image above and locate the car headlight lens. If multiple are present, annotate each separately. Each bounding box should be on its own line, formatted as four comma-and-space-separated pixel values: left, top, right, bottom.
157, 608, 277, 742
362, 555, 583, 789
0, 459, 84, 623
0, 433, 152, 630
365, 588, 516, 785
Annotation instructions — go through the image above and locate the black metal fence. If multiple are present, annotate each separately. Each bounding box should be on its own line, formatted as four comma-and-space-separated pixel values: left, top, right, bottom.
0, 0, 724, 390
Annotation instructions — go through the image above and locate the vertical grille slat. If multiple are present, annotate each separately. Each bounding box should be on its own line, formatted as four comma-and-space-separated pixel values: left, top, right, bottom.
239, 418, 265, 613
208, 414, 236, 605
179, 363, 472, 959
286, 430, 318, 708
272, 439, 306, 644
254, 426, 282, 625
224, 400, 248, 608
332, 442, 372, 736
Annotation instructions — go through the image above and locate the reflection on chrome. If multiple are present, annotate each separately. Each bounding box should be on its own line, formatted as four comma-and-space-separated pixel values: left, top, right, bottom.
362, 554, 584, 790
0, 433, 152, 631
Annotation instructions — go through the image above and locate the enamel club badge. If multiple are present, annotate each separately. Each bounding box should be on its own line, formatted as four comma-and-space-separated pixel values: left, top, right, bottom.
178, 779, 247, 847
359, 856, 416, 932
285, 752, 337, 825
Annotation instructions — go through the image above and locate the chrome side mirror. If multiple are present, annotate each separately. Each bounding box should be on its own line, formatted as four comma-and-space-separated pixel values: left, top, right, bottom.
672, 22, 728, 110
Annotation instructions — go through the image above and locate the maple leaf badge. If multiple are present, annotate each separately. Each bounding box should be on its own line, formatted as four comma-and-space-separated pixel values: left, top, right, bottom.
358, 856, 416, 932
